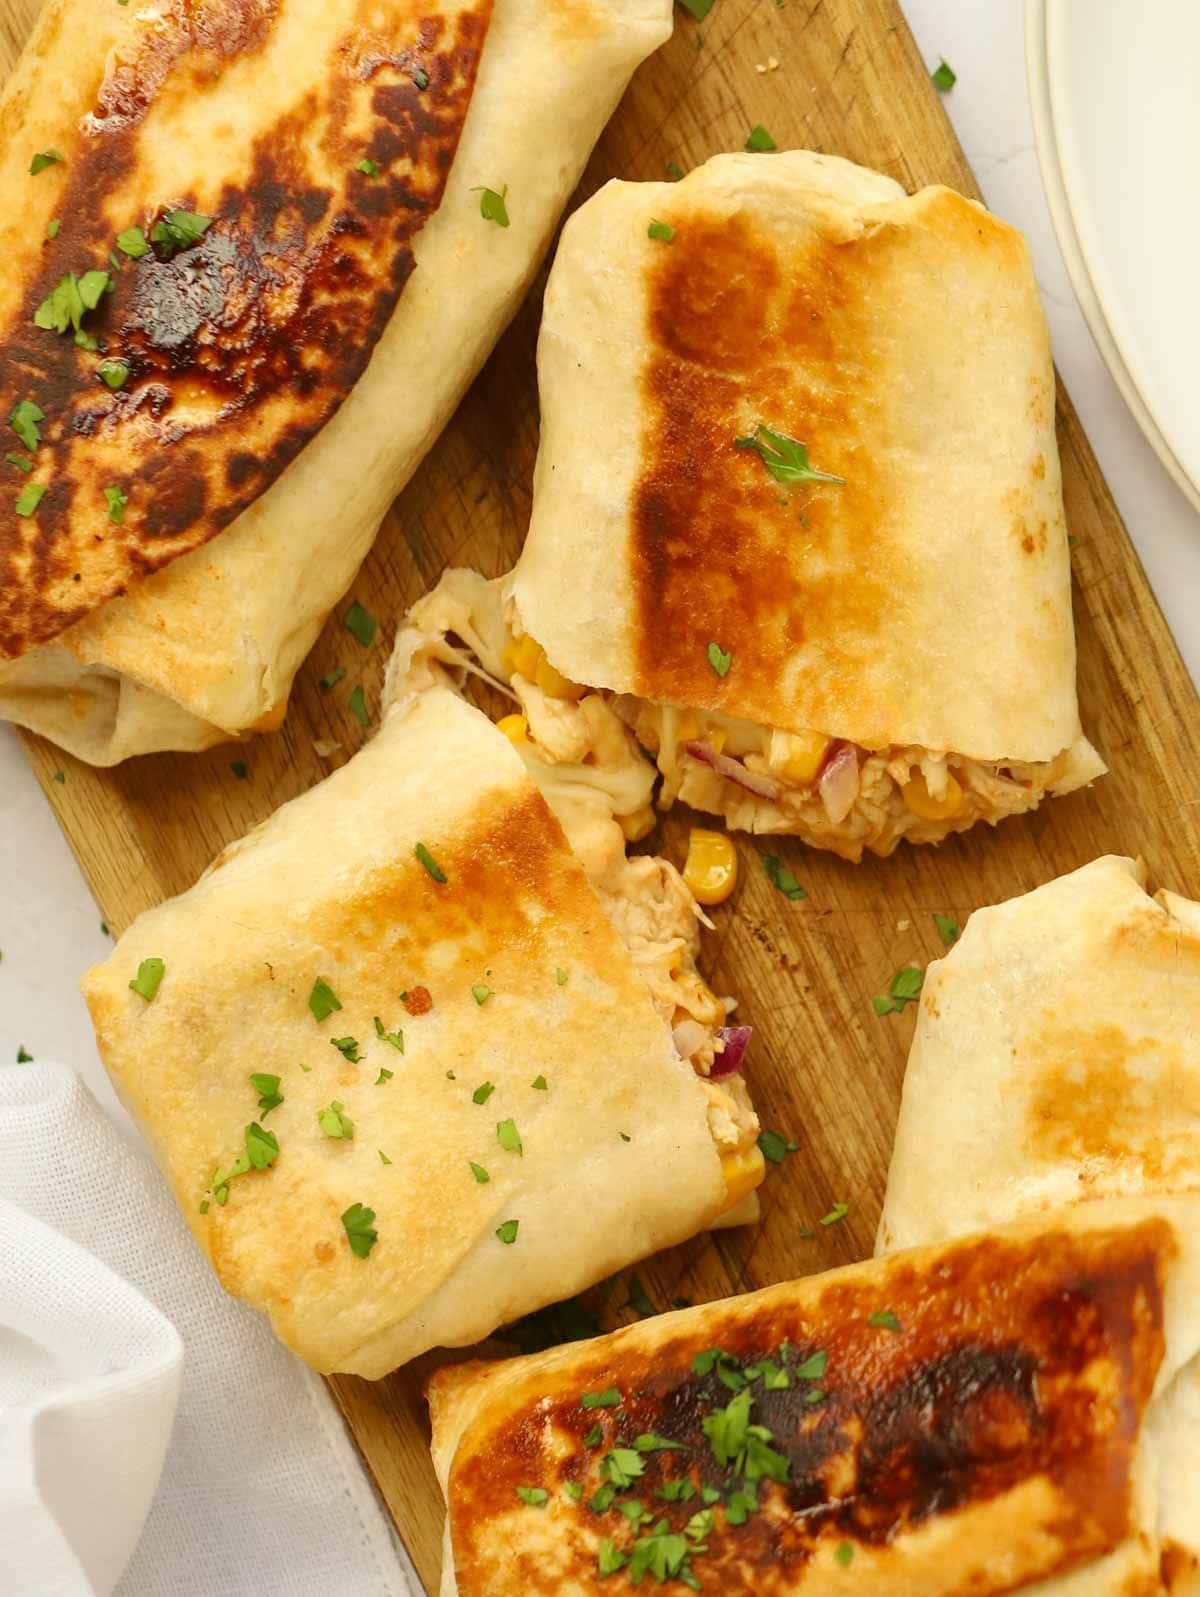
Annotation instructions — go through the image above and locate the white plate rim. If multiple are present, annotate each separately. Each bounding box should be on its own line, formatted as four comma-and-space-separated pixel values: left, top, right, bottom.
1026, 0, 1200, 513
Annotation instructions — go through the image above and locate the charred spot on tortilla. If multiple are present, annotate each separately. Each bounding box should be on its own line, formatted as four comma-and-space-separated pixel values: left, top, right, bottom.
0, 0, 494, 660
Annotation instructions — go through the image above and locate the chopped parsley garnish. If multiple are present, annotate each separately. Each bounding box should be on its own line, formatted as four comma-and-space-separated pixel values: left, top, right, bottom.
564, 1481, 584, 1502
515, 1486, 548, 1507
342, 1202, 378, 1258
702, 1388, 789, 1483
34, 271, 111, 337
319, 666, 346, 692
250, 1072, 283, 1116
820, 1201, 849, 1226
625, 1275, 655, 1317
706, 641, 732, 677
469, 1161, 490, 1183
472, 1081, 495, 1105
98, 359, 129, 390
413, 67, 429, 89
244, 1121, 279, 1169
30, 150, 64, 176
581, 1386, 621, 1410
933, 912, 959, 946
15, 482, 45, 517
555, 967, 568, 985
116, 226, 149, 259
665, 161, 685, 181
603, 1448, 645, 1488
45, 218, 60, 239
496, 1118, 523, 1155
471, 983, 491, 1005
342, 599, 376, 646
757, 1129, 799, 1164
597, 1538, 628, 1576
635, 1433, 683, 1453
17, 1046, 33, 1062
308, 977, 342, 1021
836, 1540, 855, 1566
379, 1149, 392, 1164
744, 124, 777, 152
584, 1424, 604, 1447
874, 964, 924, 1015
151, 209, 213, 254
647, 219, 675, 243
318, 1100, 355, 1139
531, 1074, 548, 1091
329, 1035, 361, 1063
414, 841, 446, 882
676, 0, 715, 17
495, 1218, 519, 1245
129, 956, 165, 1000
5, 453, 32, 473
230, 760, 248, 780
868, 1309, 902, 1331
103, 485, 127, 523
474, 185, 510, 227
931, 58, 957, 92
375, 1068, 394, 1086
762, 853, 806, 900
628, 1524, 695, 1585
684, 1508, 714, 1542
347, 684, 370, 728
10, 400, 44, 451
373, 1016, 404, 1052
793, 1349, 827, 1380
589, 1484, 618, 1514
657, 1478, 695, 1502
356, 157, 382, 178
735, 424, 844, 486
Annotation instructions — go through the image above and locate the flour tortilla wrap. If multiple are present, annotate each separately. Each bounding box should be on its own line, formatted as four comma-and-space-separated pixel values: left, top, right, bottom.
83, 686, 761, 1377
507, 149, 1103, 857
0, 0, 672, 763
878, 854, 1200, 1593
428, 1194, 1200, 1596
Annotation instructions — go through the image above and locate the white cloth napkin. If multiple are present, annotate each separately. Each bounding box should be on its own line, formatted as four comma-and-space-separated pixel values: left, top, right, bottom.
0, 1063, 417, 1597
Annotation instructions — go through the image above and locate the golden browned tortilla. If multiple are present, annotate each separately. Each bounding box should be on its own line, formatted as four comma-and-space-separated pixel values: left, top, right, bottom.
429, 1195, 1200, 1596
0, 0, 489, 659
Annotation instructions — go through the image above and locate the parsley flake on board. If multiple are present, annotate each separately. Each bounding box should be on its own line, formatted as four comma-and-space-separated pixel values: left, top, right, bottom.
318, 1101, 355, 1140
151, 209, 212, 254
30, 150, 63, 175
347, 684, 371, 728
250, 1072, 283, 1116
373, 1016, 404, 1052
515, 1486, 548, 1507
757, 1128, 799, 1164
230, 760, 248, 780
116, 226, 149, 258
496, 1118, 523, 1155
666, 160, 685, 181
495, 1218, 519, 1245
473, 185, 510, 227
342, 599, 377, 646
744, 124, 777, 152
932, 58, 957, 92
762, 853, 806, 900
129, 957, 165, 1000
933, 912, 960, 946
10, 400, 44, 451
414, 842, 446, 882
308, 977, 342, 1021
706, 641, 732, 677
647, 219, 676, 242
675, 0, 715, 17
820, 1201, 849, 1227
735, 424, 844, 486
330, 1036, 361, 1062
319, 666, 346, 693
341, 1202, 378, 1258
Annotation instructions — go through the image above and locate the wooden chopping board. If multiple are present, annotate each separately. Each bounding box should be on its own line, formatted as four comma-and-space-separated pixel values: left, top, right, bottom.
6, 0, 1200, 1589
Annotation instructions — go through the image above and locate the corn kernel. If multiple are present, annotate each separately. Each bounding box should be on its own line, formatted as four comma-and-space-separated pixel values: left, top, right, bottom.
496, 714, 528, 744
901, 769, 965, 821
767, 728, 833, 785
502, 634, 543, 680
534, 652, 585, 701
620, 805, 658, 843
719, 1142, 766, 1211
683, 828, 739, 906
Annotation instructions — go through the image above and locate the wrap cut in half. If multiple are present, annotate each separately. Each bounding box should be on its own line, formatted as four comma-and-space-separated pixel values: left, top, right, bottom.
400, 149, 1104, 862
0, 0, 672, 765
83, 685, 762, 1378
878, 855, 1200, 1593
428, 1193, 1200, 1597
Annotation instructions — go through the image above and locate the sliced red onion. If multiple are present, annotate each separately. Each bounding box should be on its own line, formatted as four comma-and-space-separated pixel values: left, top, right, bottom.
711, 1024, 752, 1076
818, 741, 859, 824
685, 741, 781, 801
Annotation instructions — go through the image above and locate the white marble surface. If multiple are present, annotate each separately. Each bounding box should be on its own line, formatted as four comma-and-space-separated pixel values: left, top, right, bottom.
2, 0, 1199, 1095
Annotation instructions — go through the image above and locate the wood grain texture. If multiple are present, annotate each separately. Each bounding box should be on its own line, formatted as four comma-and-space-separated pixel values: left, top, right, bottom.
5, 1, 1200, 1591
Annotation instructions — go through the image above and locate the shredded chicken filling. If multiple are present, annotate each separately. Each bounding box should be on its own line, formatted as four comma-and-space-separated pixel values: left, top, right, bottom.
387, 572, 759, 1163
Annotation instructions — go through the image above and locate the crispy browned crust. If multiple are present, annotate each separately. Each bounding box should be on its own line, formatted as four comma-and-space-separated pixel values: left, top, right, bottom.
441, 1219, 1171, 1594
0, 0, 491, 659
